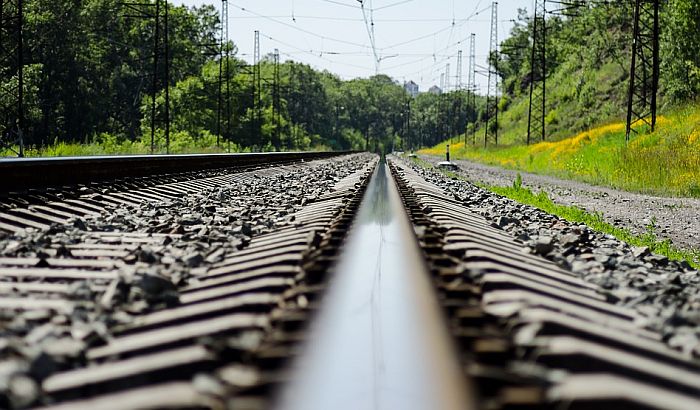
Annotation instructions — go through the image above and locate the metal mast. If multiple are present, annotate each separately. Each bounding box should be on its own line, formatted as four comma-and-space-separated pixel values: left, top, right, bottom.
445, 63, 451, 92
163, 0, 170, 154
149, 0, 161, 153
287, 63, 295, 149
527, 0, 547, 145
253, 30, 261, 146
134, 0, 170, 154
468, 33, 476, 145
273, 48, 281, 151
484, 2, 499, 147
625, 0, 659, 143
0, 0, 24, 156
216, 0, 229, 148
224, 0, 232, 152
456, 50, 463, 90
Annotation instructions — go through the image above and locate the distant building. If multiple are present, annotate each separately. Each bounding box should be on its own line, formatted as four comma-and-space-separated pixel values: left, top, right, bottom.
404, 80, 419, 97
428, 85, 442, 95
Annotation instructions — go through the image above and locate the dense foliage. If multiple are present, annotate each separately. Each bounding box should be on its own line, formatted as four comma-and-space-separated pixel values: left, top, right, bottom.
1, 0, 481, 154
492, 0, 700, 144
8, 1, 700, 154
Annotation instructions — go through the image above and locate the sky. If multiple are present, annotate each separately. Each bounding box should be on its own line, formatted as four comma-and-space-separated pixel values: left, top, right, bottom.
175, 0, 533, 93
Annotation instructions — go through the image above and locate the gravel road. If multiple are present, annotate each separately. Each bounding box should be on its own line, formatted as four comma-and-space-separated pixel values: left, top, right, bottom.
421, 155, 700, 251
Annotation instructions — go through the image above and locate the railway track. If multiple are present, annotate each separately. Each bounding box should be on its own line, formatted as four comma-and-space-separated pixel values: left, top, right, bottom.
0, 152, 698, 409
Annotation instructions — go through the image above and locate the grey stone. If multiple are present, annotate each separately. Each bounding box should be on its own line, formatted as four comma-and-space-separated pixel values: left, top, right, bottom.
138, 274, 176, 297
43, 338, 85, 360
559, 233, 581, 247
632, 246, 650, 258
7, 374, 38, 408
533, 236, 554, 255
183, 252, 204, 268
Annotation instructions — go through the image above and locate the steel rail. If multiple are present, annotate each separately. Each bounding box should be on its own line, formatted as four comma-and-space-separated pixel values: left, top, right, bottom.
387, 156, 700, 409
0, 151, 354, 191
275, 159, 475, 410
0, 155, 378, 409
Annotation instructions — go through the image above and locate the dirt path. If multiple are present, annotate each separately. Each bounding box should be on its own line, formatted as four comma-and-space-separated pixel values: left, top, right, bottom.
421, 155, 700, 250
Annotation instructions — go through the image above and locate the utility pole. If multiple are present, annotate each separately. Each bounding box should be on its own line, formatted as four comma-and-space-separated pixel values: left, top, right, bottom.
406, 98, 411, 151
468, 33, 476, 145
224, 1, 232, 152
453, 97, 461, 145
253, 30, 261, 147
149, 0, 161, 153
527, 0, 547, 145
456, 50, 463, 90
0, 0, 24, 157
625, 0, 659, 143
125, 0, 169, 154
287, 63, 296, 149
456, 50, 463, 143
484, 2, 499, 147
273, 48, 281, 151
445, 63, 451, 92
216, 0, 229, 149
164, 0, 170, 154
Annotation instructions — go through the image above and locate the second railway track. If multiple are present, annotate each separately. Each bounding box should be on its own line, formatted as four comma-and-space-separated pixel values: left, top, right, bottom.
0, 152, 699, 409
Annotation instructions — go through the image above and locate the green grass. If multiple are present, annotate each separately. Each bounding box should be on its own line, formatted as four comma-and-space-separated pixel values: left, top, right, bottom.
422, 104, 700, 198
490, 175, 699, 269
410, 157, 700, 269
0, 130, 334, 158
0, 132, 237, 158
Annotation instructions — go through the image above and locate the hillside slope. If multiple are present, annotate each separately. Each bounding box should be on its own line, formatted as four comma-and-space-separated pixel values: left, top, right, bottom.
422, 2, 700, 197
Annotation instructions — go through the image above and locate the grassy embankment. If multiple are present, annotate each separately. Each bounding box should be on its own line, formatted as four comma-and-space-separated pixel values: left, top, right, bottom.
0, 132, 239, 157
0, 132, 334, 158
410, 156, 700, 269
421, 104, 700, 198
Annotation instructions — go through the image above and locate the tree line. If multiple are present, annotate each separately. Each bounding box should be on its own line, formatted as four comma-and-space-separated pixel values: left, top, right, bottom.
0, 0, 483, 154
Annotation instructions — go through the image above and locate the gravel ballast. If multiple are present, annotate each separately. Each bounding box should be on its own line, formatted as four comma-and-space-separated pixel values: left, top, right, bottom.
404, 156, 700, 358
421, 155, 700, 250
0, 153, 375, 408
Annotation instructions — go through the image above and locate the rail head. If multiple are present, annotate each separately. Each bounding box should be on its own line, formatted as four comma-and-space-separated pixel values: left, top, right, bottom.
0, 151, 357, 191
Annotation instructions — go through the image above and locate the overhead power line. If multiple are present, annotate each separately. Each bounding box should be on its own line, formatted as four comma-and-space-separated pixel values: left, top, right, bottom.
229, 2, 371, 50
260, 32, 376, 72
316, 0, 361, 9
230, 15, 505, 23
358, 0, 380, 73
228, 0, 510, 90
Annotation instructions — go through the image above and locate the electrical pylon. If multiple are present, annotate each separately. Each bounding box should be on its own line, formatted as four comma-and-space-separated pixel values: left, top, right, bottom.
484, 2, 499, 147
625, 0, 659, 143
273, 48, 281, 151
123, 0, 170, 153
456, 50, 463, 90
468, 33, 476, 145
217, 0, 230, 149
253, 30, 262, 145
445, 63, 451, 92
0, 0, 24, 156
163, 0, 170, 153
527, 0, 547, 145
